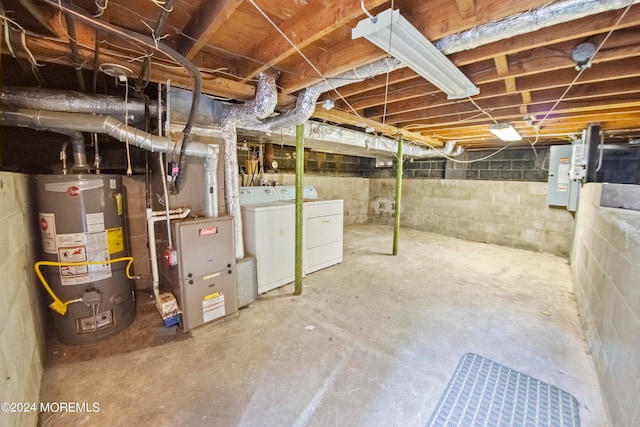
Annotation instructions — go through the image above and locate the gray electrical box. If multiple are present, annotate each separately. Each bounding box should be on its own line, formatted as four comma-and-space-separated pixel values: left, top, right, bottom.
546, 145, 581, 211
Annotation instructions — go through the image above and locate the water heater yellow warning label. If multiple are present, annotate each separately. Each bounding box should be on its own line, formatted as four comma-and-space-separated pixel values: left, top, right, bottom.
107, 227, 124, 254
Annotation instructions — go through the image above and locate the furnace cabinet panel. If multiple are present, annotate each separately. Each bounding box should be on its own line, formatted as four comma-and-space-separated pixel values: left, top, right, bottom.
165, 216, 238, 331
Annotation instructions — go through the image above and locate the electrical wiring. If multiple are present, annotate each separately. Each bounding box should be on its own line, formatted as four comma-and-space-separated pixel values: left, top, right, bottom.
3, 17, 16, 57
139, 19, 170, 51
94, 0, 109, 17
149, 0, 173, 13
1, 14, 46, 83
377, 0, 395, 128
0, 15, 43, 66
401, 123, 517, 164
536, 2, 634, 129
57, 11, 77, 43
468, 97, 499, 124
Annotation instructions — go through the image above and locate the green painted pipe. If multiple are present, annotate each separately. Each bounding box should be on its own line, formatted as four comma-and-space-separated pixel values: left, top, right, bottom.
294, 123, 304, 295
392, 135, 403, 256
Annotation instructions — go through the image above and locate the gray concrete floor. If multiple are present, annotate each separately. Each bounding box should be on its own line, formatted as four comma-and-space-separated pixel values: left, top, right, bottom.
39, 224, 606, 426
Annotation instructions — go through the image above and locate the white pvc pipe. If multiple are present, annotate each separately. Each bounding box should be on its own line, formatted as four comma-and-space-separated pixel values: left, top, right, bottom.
146, 207, 190, 299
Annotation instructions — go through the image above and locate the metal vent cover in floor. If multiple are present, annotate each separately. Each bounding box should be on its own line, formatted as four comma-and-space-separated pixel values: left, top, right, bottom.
427, 353, 581, 427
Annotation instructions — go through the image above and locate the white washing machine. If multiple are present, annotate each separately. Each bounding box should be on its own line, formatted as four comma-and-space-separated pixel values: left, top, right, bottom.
240, 187, 295, 293
239, 185, 343, 294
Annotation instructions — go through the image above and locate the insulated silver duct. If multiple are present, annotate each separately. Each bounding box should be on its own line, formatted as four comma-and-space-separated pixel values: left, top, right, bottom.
221, 119, 244, 259
0, 87, 159, 120
231, 57, 404, 133
415, 141, 464, 158
253, 73, 279, 120
435, 0, 640, 54
218, 72, 278, 259
311, 57, 403, 94
261, 86, 321, 131
1, 109, 218, 217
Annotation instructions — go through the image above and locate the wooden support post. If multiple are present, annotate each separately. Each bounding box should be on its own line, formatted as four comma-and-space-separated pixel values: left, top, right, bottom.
294, 123, 304, 295
392, 135, 403, 256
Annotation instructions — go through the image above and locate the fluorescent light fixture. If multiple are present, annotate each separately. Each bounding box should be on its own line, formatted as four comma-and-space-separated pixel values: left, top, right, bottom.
352, 8, 479, 100
489, 123, 522, 141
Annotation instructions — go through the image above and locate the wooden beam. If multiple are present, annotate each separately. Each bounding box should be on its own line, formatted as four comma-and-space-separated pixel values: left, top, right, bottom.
411, 103, 640, 139
455, 0, 476, 19
362, 56, 640, 118
520, 91, 531, 115
346, 77, 441, 111
17, 0, 61, 36
235, 0, 388, 81
12, 35, 264, 101
333, 68, 421, 99
494, 55, 516, 93
311, 108, 444, 147
279, 39, 387, 95
411, 107, 640, 135
403, 0, 552, 39
449, 4, 640, 66
339, 5, 640, 104
382, 77, 640, 127
177, 0, 244, 60
494, 55, 509, 76
504, 77, 517, 94
528, 96, 640, 117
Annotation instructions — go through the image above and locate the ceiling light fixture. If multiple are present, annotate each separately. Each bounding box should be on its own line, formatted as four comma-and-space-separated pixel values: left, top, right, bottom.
352, 8, 479, 100
489, 123, 522, 142
321, 99, 335, 110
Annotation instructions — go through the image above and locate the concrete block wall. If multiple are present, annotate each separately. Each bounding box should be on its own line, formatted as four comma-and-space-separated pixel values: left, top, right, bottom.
239, 146, 375, 178
369, 178, 575, 256
371, 148, 550, 182
0, 172, 45, 427
570, 183, 640, 426
264, 174, 370, 225
595, 148, 640, 184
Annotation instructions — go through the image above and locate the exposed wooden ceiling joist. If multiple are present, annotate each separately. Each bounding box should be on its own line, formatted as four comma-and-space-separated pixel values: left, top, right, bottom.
177, 0, 244, 60
0, 0, 638, 149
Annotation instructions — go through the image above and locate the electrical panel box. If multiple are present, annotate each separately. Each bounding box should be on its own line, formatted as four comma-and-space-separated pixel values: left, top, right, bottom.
546, 144, 582, 211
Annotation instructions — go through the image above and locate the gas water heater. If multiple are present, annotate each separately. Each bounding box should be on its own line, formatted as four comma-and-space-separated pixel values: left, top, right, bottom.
35, 174, 135, 345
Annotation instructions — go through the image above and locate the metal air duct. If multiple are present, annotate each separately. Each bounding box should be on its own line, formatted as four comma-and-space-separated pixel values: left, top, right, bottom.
0, 87, 158, 121
435, 0, 640, 54
1, 109, 218, 218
